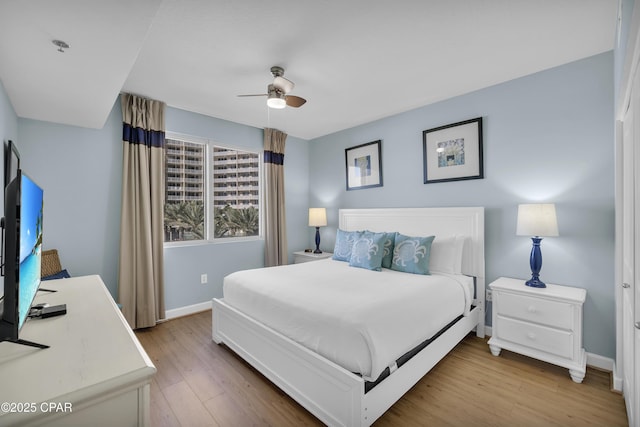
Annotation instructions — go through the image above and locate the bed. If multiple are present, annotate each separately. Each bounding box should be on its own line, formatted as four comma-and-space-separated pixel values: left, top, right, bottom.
212, 207, 485, 426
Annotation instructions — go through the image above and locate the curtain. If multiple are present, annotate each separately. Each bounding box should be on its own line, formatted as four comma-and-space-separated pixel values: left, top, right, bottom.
118, 93, 166, 329
264, 128, 288, 266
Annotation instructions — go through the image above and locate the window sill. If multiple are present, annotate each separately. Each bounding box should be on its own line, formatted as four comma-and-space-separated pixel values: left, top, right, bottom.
164, 235, 263, 248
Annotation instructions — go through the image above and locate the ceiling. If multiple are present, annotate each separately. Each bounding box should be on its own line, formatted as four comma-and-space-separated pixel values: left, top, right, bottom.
0, 1, 617, 140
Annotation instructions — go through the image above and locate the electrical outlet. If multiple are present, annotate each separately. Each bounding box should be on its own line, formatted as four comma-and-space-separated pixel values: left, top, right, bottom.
200, 274, 208, 284
486, 289, 492, 302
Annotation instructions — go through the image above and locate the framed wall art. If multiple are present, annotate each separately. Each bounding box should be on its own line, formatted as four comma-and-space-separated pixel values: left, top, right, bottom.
345, 140, 383, 191
423, 117, 483, 184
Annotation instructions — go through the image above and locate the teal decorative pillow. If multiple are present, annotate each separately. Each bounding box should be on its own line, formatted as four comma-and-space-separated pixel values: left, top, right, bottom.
390, 233, 435, 275
349, 231, 386, 271
333, 229, 362, 261
380, 232, 397, 269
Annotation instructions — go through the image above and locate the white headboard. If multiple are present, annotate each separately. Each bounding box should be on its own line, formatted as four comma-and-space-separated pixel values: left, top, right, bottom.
338, 207, 485, 299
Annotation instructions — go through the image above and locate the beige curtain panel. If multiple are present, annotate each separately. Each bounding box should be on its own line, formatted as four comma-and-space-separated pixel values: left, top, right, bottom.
118, 93, 166, 329
264, 128, 288, 267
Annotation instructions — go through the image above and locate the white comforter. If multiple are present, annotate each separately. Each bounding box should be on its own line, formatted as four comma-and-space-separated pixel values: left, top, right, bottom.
223, 259, 473, 381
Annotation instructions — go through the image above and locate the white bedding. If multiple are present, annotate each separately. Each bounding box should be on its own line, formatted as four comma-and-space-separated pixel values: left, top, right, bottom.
223, 259, 473, 381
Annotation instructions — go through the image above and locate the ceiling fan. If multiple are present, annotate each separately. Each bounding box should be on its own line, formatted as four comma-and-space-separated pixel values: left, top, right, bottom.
238, 66, 307, 109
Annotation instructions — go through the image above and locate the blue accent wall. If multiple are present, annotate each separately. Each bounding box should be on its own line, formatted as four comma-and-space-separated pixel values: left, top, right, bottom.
15, 100, 310, 311
18, 102, 124, 297
308, 52, 615, 358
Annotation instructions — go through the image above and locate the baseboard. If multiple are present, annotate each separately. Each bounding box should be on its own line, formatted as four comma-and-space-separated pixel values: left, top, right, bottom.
482, 326, 615, 374
164, 300, 212, 321
611, 368, 623, 392
586, 352, 615, 372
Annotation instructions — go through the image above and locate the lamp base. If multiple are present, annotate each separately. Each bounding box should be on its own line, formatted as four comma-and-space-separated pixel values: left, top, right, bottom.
525, 277, 546, 288
525, 237, 546, 288
314, 227, 322, 254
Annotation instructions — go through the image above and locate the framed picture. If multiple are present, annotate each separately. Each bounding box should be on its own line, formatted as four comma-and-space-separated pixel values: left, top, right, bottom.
345, 140, 383, 191
423, 117, 483, 184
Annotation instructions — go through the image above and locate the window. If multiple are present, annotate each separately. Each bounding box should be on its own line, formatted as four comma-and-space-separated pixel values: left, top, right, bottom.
164, 138, 206, 242
211, 146, 260, 238
164, 135, 261, 243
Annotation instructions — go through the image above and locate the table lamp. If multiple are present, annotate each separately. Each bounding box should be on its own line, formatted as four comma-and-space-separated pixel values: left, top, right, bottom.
516, 203, 559, 288
308, 208, 327, 254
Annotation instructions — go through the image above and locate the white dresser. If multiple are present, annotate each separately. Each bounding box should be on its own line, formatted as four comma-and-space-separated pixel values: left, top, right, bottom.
0, 275, 156, 426
488, 276, 587, 383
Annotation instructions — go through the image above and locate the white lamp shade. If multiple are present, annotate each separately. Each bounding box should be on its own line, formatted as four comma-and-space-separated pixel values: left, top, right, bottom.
516, 204, 559, 237
308, 208, 327, 227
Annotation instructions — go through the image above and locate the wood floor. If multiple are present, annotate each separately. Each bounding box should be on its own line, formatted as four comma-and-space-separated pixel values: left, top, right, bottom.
135, 310, 628, 427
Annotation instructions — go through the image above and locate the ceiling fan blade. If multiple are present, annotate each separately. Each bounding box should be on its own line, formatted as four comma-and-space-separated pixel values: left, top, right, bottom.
273, 76, 294, 94
237, 94, 268, 97
285, 95, 306, 108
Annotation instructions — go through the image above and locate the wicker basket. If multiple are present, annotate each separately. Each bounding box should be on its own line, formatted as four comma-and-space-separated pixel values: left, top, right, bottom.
41, 249, 62, 278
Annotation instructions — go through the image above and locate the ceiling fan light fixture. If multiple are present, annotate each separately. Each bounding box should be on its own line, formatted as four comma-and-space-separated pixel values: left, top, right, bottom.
238, 68, 305, 110
267, 93, 286, 109
52, 39, 70, 53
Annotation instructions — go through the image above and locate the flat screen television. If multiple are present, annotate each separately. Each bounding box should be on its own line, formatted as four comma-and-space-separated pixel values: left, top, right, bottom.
0, 170, 47, 348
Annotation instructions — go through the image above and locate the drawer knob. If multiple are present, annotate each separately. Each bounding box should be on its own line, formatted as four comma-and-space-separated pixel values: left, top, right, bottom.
622, 282, 630, 289
527, 305, 538, 314
527, 332, 537, 340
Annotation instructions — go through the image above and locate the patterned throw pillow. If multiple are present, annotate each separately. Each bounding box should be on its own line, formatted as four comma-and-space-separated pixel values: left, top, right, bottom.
390, 233, 435, 275
349, 231, 386, 271
380, 232, 397, 269
332, 229, 362, 261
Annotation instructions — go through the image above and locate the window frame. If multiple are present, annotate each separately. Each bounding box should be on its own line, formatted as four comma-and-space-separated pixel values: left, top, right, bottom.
164, 131, 263, 246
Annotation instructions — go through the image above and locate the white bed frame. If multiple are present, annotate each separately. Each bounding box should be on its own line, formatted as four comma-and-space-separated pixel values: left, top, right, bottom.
212, 207, 485, 426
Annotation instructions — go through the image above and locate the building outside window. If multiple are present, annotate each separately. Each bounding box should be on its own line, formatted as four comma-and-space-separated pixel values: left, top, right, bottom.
164, 135, 260, 243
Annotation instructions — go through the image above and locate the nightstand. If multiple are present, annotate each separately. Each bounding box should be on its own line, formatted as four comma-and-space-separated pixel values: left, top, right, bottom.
487, 277, 587, 383
293, 251, 333, 264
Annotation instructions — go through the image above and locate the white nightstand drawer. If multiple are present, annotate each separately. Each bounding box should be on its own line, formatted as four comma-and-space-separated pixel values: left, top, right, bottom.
496, 315, 574, 359
496, 292, 574, 330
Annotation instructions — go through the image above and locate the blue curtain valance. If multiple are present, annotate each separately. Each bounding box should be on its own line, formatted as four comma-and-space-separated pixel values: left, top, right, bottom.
122, 123, 165, 148
264, 150, 284, 165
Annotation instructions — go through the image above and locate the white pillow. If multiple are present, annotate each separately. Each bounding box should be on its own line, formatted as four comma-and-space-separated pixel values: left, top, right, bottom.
429, 235, 465, 274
